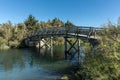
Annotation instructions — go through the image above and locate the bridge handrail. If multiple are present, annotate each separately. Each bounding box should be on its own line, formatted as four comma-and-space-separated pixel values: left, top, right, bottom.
28, 26, 103, 38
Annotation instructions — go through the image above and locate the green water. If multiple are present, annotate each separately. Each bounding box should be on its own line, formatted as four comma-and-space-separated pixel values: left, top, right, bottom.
0, 46, 71, 80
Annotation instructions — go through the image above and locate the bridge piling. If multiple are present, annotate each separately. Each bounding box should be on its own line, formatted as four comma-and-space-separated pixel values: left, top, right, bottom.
38, 38, 41, 53
64, 37, 68, 60
64, 36, 81, 63
50, 37, 53, 57
78, 38, 80, 64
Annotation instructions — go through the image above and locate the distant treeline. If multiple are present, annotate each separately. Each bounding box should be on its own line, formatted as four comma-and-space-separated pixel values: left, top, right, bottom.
0, 15, 75, 49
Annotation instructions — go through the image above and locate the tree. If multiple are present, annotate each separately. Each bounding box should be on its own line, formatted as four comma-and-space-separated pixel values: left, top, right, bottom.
17, 23, 26, 30
0, 21, 13, 49
0, 22, 13, 40
46, 20, 52, 28
39, 21, 47, 28
24, 14, 38, 31
51, 18, 64, 27
65, 20, 75, 27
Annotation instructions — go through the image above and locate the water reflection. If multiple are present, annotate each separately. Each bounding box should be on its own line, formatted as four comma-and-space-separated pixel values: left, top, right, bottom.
34, 45, 65, 60
29, 46, 67, 69
0, 49, 25, 72
0, 46, 65, 71
0, 46, 70, 80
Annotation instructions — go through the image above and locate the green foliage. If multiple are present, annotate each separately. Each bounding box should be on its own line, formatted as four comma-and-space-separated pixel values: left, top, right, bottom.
0, 44, 9, 50
24, 14, 38, 31
65, 20, 75, 27
0, 22, 13, 49
75, 55, 120, 80
75, 22, 120, 80
51, 18, 64, 27
0, 38, 9, 50
0, 22, 28, 48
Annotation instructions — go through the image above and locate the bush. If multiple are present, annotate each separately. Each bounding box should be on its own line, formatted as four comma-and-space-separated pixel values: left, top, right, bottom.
0, 44, 9, 50
75, 23, 120, 80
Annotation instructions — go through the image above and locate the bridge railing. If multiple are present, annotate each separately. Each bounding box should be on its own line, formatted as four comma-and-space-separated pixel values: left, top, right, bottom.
28, 26, 103, 39
66, 26, 98, 36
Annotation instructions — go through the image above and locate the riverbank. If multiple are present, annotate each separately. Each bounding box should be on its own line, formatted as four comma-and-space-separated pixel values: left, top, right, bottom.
0, 44, 9, 50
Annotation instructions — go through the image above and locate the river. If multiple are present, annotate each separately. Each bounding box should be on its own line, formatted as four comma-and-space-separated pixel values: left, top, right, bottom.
0, 46, 71, 80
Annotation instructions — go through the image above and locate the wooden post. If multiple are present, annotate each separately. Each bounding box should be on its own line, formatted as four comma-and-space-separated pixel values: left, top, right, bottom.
78, 39, 80, 64
64, 37, 67, 60
38, 39, 41, 53
50, 37, 53, 58
94, 29, 96, 38
64, 26, 68, 60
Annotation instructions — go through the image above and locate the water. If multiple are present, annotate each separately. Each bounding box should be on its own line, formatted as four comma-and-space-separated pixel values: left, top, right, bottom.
71, 47, 85, 64
0, 46, 71, 80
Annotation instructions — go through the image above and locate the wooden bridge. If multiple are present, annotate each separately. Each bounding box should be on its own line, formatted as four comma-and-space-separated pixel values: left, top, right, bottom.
26, 26, 102, 63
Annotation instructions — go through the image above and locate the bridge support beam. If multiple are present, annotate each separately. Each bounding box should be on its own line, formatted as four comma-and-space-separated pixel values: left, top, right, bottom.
38, 37, 53, 57
64, 37, 68, 60
64, 37, 81, 64
38, 39, 41, 52
78, 38, 80, 64
50, 37, 53, 57
40, 39, 50, 48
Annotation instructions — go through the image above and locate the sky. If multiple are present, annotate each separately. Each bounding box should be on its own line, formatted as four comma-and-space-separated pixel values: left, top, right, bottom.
0, 0, 120, 27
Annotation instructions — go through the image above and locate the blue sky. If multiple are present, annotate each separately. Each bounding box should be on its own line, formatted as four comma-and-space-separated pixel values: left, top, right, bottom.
0, 0, 120, 27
